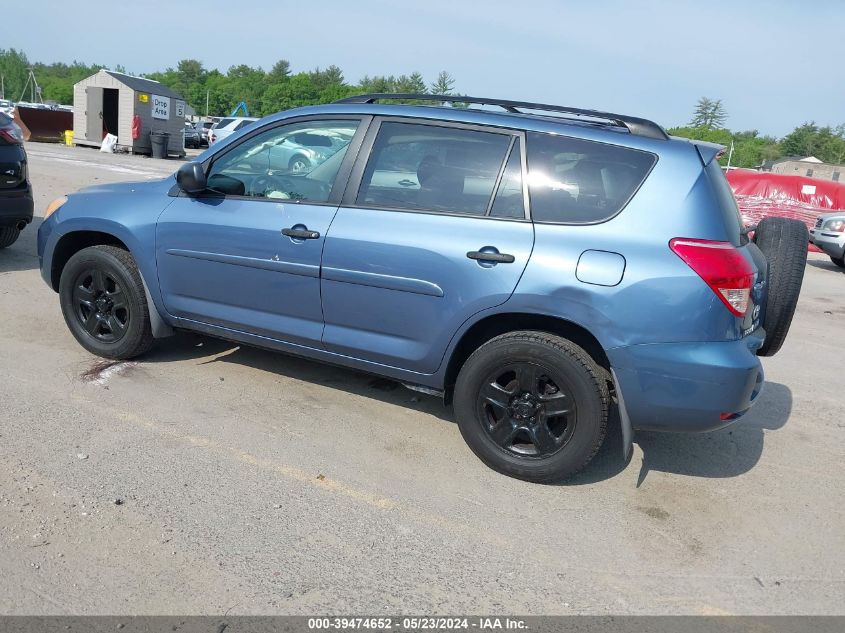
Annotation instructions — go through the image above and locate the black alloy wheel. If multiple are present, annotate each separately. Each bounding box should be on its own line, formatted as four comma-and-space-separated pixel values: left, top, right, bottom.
70, 267, 130, 343
477, 362, 576, 458
59, 245, 154, 359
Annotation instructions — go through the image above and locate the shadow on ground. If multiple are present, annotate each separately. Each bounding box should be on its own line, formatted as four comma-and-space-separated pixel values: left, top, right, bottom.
807, 258, 844, 274
141, 333, 792, 484
142, 332, 454, 423
0, 217, 42, 274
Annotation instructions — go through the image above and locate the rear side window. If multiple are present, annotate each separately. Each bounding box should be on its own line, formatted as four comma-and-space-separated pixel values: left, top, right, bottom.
216, 118, 235, 129
526, 132, 656, 223
357, 122, 512, 216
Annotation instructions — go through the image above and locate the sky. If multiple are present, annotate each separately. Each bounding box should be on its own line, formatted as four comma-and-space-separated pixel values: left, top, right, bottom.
6, 0, 843, 137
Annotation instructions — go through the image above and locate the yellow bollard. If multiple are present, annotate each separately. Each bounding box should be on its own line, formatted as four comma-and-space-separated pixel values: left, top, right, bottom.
63, 130, 74, 146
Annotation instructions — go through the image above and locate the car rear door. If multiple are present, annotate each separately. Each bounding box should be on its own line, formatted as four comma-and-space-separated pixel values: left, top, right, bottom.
156, 116, 368, 347
320, 118, 534, 374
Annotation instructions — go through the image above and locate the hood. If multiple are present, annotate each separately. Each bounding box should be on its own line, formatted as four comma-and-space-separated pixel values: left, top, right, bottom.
74, 176, 174, 196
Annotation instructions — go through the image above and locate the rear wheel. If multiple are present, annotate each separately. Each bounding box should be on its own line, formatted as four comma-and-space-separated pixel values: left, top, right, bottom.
753, 217, 808, 356
454, 331, 608, 483
832, 256, 845, 268
289, 156, 310, 173
59, 245, 154, 359
0, 227, 20, 249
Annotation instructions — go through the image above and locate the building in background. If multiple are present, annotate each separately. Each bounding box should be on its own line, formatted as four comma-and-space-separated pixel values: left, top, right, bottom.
763, 156, 843, 183
72, 70, 186, 157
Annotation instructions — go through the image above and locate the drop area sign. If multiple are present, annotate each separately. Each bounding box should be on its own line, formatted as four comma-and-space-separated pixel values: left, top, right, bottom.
152, 95, 170, 120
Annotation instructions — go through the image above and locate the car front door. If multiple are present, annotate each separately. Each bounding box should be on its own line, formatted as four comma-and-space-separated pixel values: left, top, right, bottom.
156, 116, 367, 346
320, 119, 534, 374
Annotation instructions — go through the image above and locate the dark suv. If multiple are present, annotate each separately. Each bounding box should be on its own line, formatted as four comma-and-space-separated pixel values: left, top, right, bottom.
37, 94, 809, 482
0, 112, 34, 248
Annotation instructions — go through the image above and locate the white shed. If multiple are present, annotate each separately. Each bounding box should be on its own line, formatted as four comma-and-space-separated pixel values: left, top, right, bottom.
72, 70, 186, 157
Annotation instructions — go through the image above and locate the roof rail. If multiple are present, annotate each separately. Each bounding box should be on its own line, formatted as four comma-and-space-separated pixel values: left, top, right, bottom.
335, 93, 669, 141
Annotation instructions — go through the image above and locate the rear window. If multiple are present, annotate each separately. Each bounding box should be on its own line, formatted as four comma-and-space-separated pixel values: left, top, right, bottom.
525, 132, 656, 223
216, 118, 235, 129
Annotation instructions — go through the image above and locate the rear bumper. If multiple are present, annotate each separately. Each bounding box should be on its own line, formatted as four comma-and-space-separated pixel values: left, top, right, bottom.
0, 185, 34, 228
608, 331, 765, 432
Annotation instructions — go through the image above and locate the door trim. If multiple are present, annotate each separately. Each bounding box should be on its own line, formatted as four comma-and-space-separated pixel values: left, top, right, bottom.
165, 248, 320, 278
322, 265, 444, 297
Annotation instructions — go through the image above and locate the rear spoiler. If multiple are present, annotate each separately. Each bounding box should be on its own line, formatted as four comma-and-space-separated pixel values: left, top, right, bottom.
671, 137, 726, 166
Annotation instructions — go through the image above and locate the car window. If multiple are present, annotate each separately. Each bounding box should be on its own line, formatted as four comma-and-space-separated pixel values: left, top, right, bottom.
357, 122, 512, 216
215, 118, 235, 130
489, 139, 525, 219
206, 119, 359, 202
525, 132, 656, 223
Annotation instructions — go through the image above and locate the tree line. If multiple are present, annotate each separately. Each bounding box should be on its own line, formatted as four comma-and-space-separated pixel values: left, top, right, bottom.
0, 48, 459, 117
2, 50, 844, 169
670, 97, 845, 168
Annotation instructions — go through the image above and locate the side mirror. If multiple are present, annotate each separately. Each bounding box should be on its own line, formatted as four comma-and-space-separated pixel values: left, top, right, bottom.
176, 162, 206, 194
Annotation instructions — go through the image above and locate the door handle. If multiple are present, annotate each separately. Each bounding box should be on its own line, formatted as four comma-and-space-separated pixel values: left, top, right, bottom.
282, 227, 320, 240
467, 250, 515, 264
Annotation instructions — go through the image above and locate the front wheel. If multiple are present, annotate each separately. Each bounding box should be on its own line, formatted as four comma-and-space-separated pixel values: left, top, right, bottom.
454, 331, 608, 483
832, 256, 845, 268
289, 156, 310, 173
59, 245, 154, 359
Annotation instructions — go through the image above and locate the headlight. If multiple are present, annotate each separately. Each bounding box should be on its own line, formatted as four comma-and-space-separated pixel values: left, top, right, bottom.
44, 196, 67, 220
823, 219, 845, 233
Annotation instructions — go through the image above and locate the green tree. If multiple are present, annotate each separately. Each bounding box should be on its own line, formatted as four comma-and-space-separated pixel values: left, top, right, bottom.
430, 70, 455, 95
689, 97, 728, 129
267, 60, 291, 83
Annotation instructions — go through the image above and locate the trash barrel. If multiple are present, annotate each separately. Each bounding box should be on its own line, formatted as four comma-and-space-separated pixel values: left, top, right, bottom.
150, 131, 170, 159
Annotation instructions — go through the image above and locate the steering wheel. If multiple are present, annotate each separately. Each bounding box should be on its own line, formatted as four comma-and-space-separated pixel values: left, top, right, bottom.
251, 174, 295, 198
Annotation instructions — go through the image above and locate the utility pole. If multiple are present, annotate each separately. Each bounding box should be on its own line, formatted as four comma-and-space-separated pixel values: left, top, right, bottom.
1, 75, 4, 100
206, 90, 209, 118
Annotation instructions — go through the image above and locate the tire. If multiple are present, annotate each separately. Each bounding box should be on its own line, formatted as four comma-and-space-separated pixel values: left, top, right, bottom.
831, 256, 845, 268
0, 227, 20, 249
454, 331, 608, 483
289, 155, 310, 173
59, 245, 154, 359
753, 217, 808, 356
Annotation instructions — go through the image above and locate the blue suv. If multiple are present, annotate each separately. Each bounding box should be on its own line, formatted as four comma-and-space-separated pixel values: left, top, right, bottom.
37, 94, 808, 482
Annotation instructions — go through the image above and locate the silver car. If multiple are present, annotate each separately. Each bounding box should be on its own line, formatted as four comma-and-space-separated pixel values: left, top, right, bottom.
266, 129, 352, 173
809, 212, 845, 267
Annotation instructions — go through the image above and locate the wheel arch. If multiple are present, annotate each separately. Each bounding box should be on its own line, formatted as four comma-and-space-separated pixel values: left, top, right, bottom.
442, 312, 611, 403
50, 230, 129, 291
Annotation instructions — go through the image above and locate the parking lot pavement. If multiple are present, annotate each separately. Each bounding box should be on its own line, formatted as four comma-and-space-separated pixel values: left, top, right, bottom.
0, 143, 843, 615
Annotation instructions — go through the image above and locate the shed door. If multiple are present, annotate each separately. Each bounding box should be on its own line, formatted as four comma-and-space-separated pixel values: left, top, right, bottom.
86, 87, 103, 141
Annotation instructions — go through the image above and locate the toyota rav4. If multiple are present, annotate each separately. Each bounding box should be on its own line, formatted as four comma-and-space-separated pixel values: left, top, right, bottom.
37, 94, 809, 482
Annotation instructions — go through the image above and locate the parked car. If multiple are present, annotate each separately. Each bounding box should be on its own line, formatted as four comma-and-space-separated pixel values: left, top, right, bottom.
0, 112, 34, 249
208, 117, 258, 145
195, 120, 214, 146
183, 122, 201, 149
37, 94, 809, 482
809, 213, 845, 267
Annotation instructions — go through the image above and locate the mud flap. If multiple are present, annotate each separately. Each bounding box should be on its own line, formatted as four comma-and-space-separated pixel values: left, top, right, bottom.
611, 368, 634, 461
140, 274, 174, 339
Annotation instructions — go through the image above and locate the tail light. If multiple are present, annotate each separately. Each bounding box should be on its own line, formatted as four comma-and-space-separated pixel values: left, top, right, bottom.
0, 124, 23, 144
670, 238, 755, 317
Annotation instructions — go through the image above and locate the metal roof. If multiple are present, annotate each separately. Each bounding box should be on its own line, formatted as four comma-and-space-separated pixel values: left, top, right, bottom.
102, 70, 183, 100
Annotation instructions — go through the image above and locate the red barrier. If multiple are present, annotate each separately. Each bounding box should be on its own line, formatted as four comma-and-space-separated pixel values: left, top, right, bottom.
726, 170, 845, 252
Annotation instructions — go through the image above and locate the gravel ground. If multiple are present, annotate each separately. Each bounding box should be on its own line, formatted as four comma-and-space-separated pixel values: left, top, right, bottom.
0, 143, 842, 615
